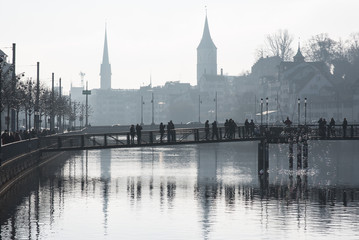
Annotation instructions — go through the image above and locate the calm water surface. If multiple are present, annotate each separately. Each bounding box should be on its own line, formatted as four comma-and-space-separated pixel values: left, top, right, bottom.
1, 141, 359, 239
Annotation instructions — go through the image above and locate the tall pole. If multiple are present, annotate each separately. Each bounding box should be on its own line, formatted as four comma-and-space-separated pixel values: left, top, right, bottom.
10, 43, 16, 132
34, 62, 40, 131
304, 98, 307, 125
58, 77, 62, 131
140, 95, 144, 125
151, 92, 154, 125
266, 97, 269, 127
254, 95, 257, 119
50, 73, 55, 132
0, 57, 3, 166
298, 98, 301, 125
85, 81, 89, 127
198, 95, 201, 123
260, 98, 263, 126
215, 91, 218, 122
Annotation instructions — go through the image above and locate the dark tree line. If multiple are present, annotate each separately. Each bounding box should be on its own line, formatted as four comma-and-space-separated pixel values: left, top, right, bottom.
0, 73, 86, 132
257, 30, 359, 83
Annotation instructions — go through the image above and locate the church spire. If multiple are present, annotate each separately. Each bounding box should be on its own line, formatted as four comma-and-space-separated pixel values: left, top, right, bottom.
293, 41, 305, 63
197, 12, 217, 85
100, 25, 112, 89
197, 13, 216, 50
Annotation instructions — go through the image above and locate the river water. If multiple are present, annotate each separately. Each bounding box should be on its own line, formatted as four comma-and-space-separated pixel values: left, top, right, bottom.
1, 141, 359, 239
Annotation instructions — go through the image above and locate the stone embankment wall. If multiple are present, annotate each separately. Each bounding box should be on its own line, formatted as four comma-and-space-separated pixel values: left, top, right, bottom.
0, 138, 66, 197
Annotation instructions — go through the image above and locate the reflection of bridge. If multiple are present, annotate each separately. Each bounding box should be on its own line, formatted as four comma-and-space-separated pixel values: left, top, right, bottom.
39, 124, 359, 174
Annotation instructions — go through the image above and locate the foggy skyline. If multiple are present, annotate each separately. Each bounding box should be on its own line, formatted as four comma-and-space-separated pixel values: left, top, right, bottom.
1, 0, 358, 93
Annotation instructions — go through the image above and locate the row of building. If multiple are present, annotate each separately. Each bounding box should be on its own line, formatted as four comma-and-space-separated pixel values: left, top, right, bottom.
68, 15, 359, 126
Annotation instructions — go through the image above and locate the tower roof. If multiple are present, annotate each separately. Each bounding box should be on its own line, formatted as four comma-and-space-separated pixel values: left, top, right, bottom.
197, 15, 217, 50
293, 43, 305, 63
102, 27, 110, 64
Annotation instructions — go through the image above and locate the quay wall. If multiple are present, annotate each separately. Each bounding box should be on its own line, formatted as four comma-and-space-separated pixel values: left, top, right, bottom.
0, 138, 70, 197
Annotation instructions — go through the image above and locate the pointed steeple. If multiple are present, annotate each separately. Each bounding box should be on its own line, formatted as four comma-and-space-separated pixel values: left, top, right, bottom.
102, 27, 110, 64
293, 42, 305, 63
197, 12, 217, 85
100, 25, 112, 89
197, 14, 217, 50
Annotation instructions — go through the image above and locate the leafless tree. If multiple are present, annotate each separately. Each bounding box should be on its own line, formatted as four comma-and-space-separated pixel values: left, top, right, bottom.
265, 29, 294, 61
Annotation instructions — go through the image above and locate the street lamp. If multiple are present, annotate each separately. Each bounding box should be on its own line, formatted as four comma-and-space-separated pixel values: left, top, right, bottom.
0, 54, 4, 166
140, 95, 144, 125
215, 91, 218, 122
266, 97, 269, 127
298, 98, 301, 125
304, 98, 307, 125
198, 95, 202, 123
260, 98, 263, 127
151, 92, 154, 125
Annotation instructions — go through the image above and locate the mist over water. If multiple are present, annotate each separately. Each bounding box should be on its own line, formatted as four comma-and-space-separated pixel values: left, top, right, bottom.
1, 141, 359, 239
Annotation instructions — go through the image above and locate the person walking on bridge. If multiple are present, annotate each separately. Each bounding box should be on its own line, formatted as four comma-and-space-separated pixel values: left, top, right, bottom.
342, 118, 348, 137
130, 124, 135, 144
205, 120, 210, 140
159, 122, 165, 143
245, 119, 250, 137
212, 121, 219, 140
136, 124, 143, 145
329, 118, 335, 137
283, 117, 292, 127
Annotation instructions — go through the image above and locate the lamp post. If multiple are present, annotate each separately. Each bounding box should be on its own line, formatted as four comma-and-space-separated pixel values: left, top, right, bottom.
266, 97, 269, 127
298, 98, 301, 125
198, 95, 202, 123
151, 92, 154, 125
304, 98, 307, 125
214, 91, 218, 122
0, 55, 4, 166
260, 98, 263, 127
140, 95, 144, 125
10, 43, 16, 132
50, 73, 55, 132
34, 62, 40, 131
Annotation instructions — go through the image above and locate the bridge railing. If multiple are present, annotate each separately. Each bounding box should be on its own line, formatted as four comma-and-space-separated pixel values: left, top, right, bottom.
36, 124, 359, 151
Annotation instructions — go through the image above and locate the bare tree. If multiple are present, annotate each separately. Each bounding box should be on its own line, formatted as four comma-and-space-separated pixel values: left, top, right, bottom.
265, 29, 294, 61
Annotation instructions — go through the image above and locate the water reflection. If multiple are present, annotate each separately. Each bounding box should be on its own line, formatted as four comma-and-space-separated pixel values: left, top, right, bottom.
1, 142, 359, 239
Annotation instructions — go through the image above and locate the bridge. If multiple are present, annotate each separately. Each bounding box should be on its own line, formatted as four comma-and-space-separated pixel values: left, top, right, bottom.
39, 124, 359, 151
1, 124, 359, 190
36, 124, 359, 174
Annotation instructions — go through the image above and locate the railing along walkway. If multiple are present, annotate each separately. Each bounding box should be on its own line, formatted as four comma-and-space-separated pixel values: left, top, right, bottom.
39, 124, 359, 152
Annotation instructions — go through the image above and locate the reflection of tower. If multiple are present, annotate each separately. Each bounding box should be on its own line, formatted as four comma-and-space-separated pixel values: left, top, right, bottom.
100, 150, 111, 235
100, 27, 112, 89
196, 144, 218, 239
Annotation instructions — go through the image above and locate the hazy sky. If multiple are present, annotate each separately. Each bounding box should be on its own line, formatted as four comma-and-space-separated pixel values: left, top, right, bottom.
1, 0, 358, 94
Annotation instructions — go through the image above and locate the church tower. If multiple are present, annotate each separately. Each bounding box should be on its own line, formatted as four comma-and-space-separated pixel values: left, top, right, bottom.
293, 43, 305, 63
197, 14, 217, 85
100, 27, 112, 89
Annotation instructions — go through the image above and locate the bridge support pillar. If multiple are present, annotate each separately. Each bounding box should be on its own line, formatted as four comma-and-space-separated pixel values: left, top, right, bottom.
289, 139, 293, 170
195, 129, 199, 142
297, 141, 302, 170
258, 140, 269, 176
149, 132, 153, 144
81, 135, 84, 148
303, 140, 308, 169
104, 134, 107, 147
